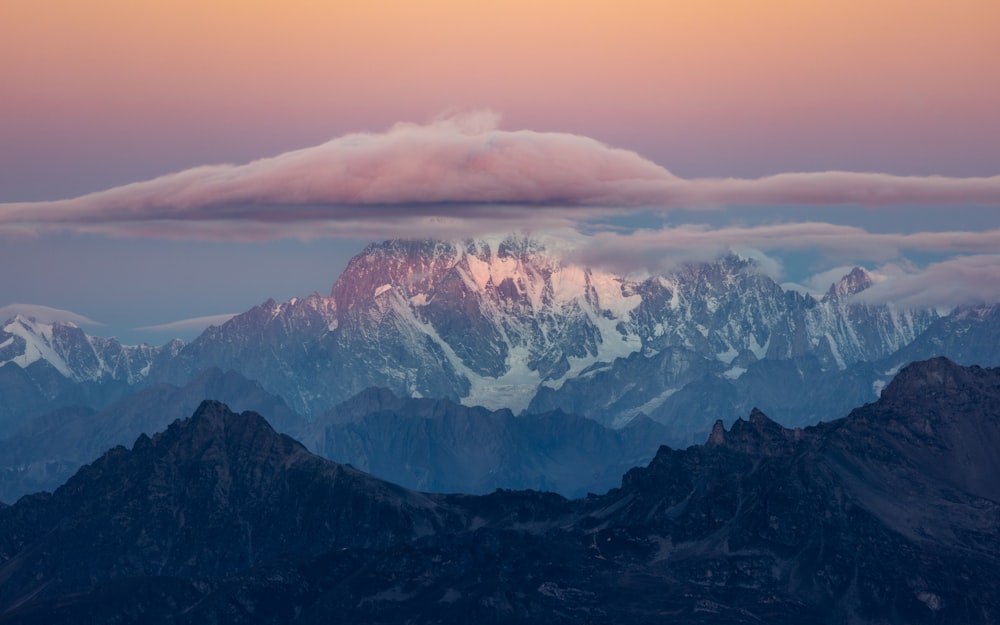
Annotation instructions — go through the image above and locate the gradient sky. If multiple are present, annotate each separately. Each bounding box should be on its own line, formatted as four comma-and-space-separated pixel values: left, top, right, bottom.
1, 1, 999, 344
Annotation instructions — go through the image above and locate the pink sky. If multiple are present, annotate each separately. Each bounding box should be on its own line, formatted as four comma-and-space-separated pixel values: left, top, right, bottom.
3, 1, 999, 201
1, 1, 998, 342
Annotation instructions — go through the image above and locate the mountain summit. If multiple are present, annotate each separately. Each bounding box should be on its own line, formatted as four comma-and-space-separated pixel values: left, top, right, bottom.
824, 266, 874, 300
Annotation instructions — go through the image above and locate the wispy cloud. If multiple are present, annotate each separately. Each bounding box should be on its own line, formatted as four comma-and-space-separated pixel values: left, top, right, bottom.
858, 255, 1000, 309
136, 313, 237, 333
0, 303, 103, 326
560, 223, 1000, 275
1, 113, 998, 241
551, 225, 1000, 309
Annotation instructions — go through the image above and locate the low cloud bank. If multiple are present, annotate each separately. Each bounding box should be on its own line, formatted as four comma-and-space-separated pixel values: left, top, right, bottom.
562, 223, 1000, 275
859, 255, 1000, 309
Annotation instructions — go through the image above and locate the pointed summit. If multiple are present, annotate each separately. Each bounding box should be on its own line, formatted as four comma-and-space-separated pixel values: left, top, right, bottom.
720, 407, 801, 455
824, 267, 874, 301
707, 419, 727, 445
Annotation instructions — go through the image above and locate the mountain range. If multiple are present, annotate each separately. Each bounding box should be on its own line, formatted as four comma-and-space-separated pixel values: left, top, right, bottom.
1, 357, 997, 624
2, 235, 999, 500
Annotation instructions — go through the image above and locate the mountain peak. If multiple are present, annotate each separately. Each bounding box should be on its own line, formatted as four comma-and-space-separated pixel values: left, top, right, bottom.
710, 407, 802, 455
188, 398, 271, 429
824, 266, 873, 301
152, 399, 294, 459
0, 402, 454, 610
839, 357, 1000, 502
876, 356, 992, 409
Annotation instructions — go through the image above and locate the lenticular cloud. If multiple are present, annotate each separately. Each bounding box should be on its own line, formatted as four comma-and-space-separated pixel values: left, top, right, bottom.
1, 112, 999, 239
0, 112, 677, 228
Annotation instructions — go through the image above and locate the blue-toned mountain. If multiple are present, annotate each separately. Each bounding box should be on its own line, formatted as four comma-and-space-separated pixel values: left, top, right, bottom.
1, 358, 998, 624
3, 236, 997, 447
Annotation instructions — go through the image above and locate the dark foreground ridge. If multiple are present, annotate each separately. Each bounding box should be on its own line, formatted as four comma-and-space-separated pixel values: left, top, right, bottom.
1, 357, 998, 624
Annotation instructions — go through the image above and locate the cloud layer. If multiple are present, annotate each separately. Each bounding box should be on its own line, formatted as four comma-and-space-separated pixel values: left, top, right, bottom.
136, 313, 238, 333
564, 223, 1000, 274
858, 255, 1000, 309
553, 225, 1000, 310
1, 113, 999, 241
0, 304, 103, 326
3, 115, 997, 313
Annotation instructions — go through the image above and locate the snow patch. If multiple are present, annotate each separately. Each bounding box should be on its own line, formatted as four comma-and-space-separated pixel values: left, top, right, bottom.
590, 274, 641, 316
462, 346, 542, 413
716, 347, 738, 364
825, 332, 845, 369
872, 379, 887, 397
612, 388, 678, 428
748, 334, 770, 360
464, 253, 494, 290
549, 265, 588, 303
409, 293, 429, 307
916, 591, 942, 611
2, 316, 72, 377
723, 366, 746, 380
374, 284, 392, 298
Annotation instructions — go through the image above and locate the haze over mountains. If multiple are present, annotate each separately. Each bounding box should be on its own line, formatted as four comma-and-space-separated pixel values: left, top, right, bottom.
1, 357, 998, 624
2, 235, 999, 502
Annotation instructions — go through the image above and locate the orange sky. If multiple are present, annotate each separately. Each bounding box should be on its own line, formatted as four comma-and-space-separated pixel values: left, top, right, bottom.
2, 0, 999, 199
1, 0, 999, 341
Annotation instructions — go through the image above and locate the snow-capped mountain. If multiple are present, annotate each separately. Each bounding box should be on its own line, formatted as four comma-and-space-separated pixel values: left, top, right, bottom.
4, 235, 995, 446
149, 236, 946, 432
0, 314, 182, 436
0, 314, 172, 384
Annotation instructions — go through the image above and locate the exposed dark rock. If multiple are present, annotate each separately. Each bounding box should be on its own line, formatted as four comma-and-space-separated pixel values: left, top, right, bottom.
0, 368, 306, 503
1, 358, 998, 624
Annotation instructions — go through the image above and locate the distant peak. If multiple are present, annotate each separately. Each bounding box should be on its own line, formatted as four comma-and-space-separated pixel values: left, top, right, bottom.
189, 398, 240, 423
748, 407, 772, 426
709, 408, 799, 455
825, 267, 873, 300
179, 400, 277, 438
707, 419, 727, 445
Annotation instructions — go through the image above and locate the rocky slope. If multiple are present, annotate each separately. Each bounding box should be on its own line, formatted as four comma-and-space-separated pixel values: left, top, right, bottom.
0, 400, 459, 617
1, 358, 998, 624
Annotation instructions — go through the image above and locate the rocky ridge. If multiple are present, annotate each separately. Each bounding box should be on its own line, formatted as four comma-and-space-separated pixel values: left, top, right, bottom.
0, 357, 998, 624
